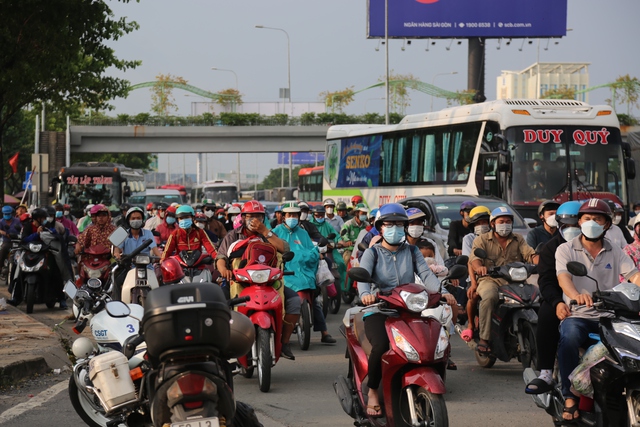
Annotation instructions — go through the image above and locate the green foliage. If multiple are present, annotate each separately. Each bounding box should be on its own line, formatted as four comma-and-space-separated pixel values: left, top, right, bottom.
618, 114, 639, 126
611, 75, 640, 116
71, 152, 156, 172
542, 86, 576, 100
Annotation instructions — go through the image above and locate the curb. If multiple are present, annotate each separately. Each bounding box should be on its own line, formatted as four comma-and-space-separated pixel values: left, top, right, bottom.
0, 357, 51, 388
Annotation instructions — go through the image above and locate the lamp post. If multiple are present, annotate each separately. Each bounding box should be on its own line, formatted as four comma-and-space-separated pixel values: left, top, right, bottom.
211, 67, 240, 191
384, 0, 389, 124
255, 25, 291, 104
430, 71, 458, 112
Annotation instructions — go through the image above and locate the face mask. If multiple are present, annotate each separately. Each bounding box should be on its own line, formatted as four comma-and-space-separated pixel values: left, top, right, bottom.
45, 217, 53, 224
635, 210, 640, 215
196, 222, 205, 229
204, 210, 214, 218
217, 215, 224, 220
2, 214, 11, 220
326, 207, 334, 215
166, 216, 176, 225
578, 175, 587, 182
424, 257, 437, 267
560, 226, 581, 241
129, 219, 143, 229
359, 214, 368, 222
55, 211, 63, 218
407, 225, 424, 238
533, 165, 541, 172
383, 225, 405, 245
581, 220, 605, 240
64, 210, 70, 216
285, 218, 298, 229
464, 166, 470, 174
300, 212, 309, 221
545, 215, 558, 228
474, 224, 490, 236
230, 215, 237, 222
179, 218, 193, 229
494, 223, 512, 237
613, 215, 622, 225
463, 213, 470, 222
315, 217, 325, 223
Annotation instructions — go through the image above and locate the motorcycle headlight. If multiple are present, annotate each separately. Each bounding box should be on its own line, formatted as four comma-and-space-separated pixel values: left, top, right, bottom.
134, 255, 150, 265
400, 290, 429, 312
235, 272, 249, 282
500, 293, 522, 305
508, 266, 528, 282
136, 268, 147, 279
612, 322, 640, 342
391, 327, 420, 362
434, 326, 449, 360
84, 265, 102, 279
20, 258, 45, 272
247, 269, 270, 284
29, 243, 42, 253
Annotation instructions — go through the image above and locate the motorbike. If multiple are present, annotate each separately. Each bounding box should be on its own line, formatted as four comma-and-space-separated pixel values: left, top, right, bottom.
320, 232, 341, 315
296, 237, 329, 351
169, 249, 214, 283
456, 248, 540, 369
64, 280, 261, 427
6, 236, 21, 294
524, 261, 640, 427
77, 244, 112, 292
334, 264, 467, 427
233, 250, 295, 392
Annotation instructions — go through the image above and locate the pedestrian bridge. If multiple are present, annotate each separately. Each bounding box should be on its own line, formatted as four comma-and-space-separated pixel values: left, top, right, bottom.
69, 125, 328, 153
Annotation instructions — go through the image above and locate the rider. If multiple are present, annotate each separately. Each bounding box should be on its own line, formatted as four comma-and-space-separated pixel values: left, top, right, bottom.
323, 198, 344, 234
0, 205, 22, 282
54, 203, 79, 236
358, 203, 455, 417
525, 201, 582, 395
310, 204, 346, 289
114, 203, 131, 228
224, 205, 241, 232
270, 205, 283, 229
297, 201, 323, 242
336, 201, 351, 222
204, 200, 227, 241
114, 207, 162, 260
155, 205, 177, 243
75, 204, 116, 255
144, 202, 165, 231
555, 199, 640, 422
447, 200, 476, 257
526, 200, 560, 249
160, 205, 217, 262
469, 206, 538, 356
608, 200, 633, 247
340, 203, 369, 268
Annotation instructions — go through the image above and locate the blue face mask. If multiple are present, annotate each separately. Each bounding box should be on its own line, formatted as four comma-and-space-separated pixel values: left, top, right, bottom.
179, 218, 193, 229
166, 216, 176, 225
315, 217, 325, 224
285, 218, 298, 229
359, 214, 368, 222
55, 211, 63, 218
383, 225, 405, 245
560, 226, 581, 241
3, 214, 11, 221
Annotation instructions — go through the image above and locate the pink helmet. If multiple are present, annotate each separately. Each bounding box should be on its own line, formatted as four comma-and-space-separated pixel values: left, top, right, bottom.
90, 204, 109, 215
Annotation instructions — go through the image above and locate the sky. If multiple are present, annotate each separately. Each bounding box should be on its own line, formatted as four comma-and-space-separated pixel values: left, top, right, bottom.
102, 0, 640, 183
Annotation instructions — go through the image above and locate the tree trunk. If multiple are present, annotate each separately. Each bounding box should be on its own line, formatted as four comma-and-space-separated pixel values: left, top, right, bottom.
0, 128, 5, 206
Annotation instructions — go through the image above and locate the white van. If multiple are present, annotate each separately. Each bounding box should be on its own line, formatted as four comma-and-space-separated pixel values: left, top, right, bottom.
129, 189, 183, 208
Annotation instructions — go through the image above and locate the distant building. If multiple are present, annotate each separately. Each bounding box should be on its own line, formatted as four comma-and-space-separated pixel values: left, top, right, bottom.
496, 62, 590, 102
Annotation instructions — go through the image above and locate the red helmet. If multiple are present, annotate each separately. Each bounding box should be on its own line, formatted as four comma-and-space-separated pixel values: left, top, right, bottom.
351, 195, 363, 205
194, 212, 207, 222
146, 202, 155, 210
166, 206, 177, 215
241, 200, 265, 214
578, 198, 612, 222
160, 258, 185, 284
63, 204, 71, 210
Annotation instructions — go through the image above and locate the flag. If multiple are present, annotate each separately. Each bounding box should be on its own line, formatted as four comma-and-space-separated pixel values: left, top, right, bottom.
8, 153, 18, 174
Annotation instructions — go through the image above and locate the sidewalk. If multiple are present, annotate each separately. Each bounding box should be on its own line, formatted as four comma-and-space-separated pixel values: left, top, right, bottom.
0, 295, 71, 386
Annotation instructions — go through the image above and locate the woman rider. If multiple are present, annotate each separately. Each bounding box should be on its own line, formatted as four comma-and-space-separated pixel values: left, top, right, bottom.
358, 203, 456, 416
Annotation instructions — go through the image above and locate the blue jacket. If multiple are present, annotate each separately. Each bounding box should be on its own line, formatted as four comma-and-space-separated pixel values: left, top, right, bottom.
272, 223, 319, 292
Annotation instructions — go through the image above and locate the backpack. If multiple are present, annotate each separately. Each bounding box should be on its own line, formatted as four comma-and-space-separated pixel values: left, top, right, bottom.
241, 239, 278, 268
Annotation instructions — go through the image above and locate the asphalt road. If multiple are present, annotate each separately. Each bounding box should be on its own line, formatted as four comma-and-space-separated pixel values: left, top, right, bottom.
0, 300, 552, 427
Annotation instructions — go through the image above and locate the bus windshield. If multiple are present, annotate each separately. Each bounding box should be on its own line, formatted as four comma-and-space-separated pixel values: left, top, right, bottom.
59, 179, 122, 212
506, 125, 625, 205
203, 186, 237, 205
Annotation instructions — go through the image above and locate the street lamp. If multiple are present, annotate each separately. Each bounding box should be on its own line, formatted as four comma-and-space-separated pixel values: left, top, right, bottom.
211, 67, 241, 190
430, 71, 458, 112
255, 25, 291, 103
210, 67, 238, 91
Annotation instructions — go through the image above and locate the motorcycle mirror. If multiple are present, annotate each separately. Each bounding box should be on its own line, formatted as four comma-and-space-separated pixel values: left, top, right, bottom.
348, 267, 372, 283
473, 248, 488, 259
534, 242, 545, 254
105, 301, 131, 318
357, 242, 369, 252
340, 229, 348, 237
455, 255, 469, 265
109, 227, 129, 247
282, 251, 295, 263
64, 281, 77, 299
327, 233, 337, 240
446, 265, 468, 281
567, 261, 588, 277
318, 237, 329, 247
68, 235, 78, 244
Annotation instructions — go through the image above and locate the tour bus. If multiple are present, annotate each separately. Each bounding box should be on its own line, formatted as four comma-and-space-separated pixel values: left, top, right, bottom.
158, 184, 188, 203
51, 162, 145, 218
298, 166, 323, 205
190, 180, 238, 206
323, 99, 636, 219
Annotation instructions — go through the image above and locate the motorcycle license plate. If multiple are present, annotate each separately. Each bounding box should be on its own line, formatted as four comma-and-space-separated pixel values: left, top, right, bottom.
171, 417, 219, 427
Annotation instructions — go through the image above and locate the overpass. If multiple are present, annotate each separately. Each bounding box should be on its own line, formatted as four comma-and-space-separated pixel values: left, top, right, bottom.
69, 125, 328, 153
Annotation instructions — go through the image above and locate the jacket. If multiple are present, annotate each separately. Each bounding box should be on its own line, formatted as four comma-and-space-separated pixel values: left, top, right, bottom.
272, 223, 319, 292
161, 226, 217, 262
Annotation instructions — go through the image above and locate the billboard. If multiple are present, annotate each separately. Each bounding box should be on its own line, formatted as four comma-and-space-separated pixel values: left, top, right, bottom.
325, 136, 382, 189
368, 0, 567, 39
277, 152, 325, 165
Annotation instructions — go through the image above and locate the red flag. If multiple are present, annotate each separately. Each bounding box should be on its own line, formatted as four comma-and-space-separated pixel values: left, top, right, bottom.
8, 153, 18, 174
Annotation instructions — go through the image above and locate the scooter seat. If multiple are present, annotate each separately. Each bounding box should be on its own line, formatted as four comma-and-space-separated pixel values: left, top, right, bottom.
352, 312, 373, 357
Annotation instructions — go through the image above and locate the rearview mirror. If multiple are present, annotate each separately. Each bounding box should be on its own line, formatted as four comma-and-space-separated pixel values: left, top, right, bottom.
446, 264, 468, 281
282, 251, 295, 263
105, 301, 131, 318
473, 248, 488, 259
327, 233, 336, 240
64, 281, 77, 299
348, 267, 372, 283
567, 261, 588, 277
109, 227, 128, 247
455, 255, 469, 266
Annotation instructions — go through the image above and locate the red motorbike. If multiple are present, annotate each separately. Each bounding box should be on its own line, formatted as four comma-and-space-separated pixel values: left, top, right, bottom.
334, 265, 466, 427
168, 249, 213, 283
76, 244, 112, 291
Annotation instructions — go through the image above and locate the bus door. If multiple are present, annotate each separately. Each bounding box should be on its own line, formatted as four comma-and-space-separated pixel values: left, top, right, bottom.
478, 153, 500, 197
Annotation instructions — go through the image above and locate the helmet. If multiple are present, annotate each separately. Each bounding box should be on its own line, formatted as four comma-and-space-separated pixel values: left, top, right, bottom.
336, 201, 348, 211
490, 206, 514, 222
176, 205, 195, 218
119, 203, 131, 211
31, 208, 47, 221
2, 205, 13, 215
298, 201, 310, 211
54, 203, 63, 210
555, 201, 582, 226
537, 200, 561, 217
374, 203, 409, 230
160, 258, 185, 284
90, 204, 108, 215
165, 206, 177, 216
157, 202, 168, 211
195, 204, 203, 210
216, 208, 225, 215
281, 201, 301, 213
405, 207, 427, 222
613, 202, 624, 213
323, 198, 336, 207
45, 206, 56, 217
125, 207, 144, 221
460, 201, 477, 212
241, 200, 265, 214
274, 205, 283, 213
312, 205, 325, 214
85, 204, 95, 214
468, 206, 491, 224
633, 201, 640, 210
146, 202, 155, 210
354, 203, 369, 213
204, 200, 216, 208
633, 214, 640, 228
228, 206, 241, 215
62, 204, 70, 210
579, 198, 612, 222
351, 195, 363, 205
17, 204, 28, 211
195, 212, 207, 222
369, 208, 379, 219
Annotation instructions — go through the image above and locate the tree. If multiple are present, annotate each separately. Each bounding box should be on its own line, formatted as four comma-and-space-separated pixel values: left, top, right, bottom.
0, 0, 140, 203
377, 73, 419, 115
611, 74, 640, 116
541, 85, 576, 100
215, 88, 243, 112
319, 87, 355, 113
150, 74, 188, 116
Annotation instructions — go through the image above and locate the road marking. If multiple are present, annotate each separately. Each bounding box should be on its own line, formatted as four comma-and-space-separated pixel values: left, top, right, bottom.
0, 380, 67, 424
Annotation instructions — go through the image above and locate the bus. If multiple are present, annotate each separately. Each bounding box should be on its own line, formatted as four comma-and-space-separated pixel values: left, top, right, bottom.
158, 184, 188, 203
323, 99, 636, 219
51, 162, 145, 218
298, 166, 323, 204
190, 180, 238, 206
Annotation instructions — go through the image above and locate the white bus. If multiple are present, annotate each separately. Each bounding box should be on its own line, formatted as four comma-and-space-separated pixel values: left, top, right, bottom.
323, 99, 636, 219
190, 180, 239, 205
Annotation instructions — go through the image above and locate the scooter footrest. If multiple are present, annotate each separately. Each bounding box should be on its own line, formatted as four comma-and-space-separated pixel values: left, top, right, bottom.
334, 375, 357, 418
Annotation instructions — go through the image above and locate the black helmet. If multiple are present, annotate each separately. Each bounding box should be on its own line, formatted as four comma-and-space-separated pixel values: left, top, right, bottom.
31, 208, 47, 221
537, 200, 560, 217
119, 203, 131, 212
45, 206, 56, 217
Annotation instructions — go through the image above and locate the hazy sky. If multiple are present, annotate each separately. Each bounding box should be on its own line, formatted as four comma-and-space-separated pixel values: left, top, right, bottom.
102, 0, 640, 182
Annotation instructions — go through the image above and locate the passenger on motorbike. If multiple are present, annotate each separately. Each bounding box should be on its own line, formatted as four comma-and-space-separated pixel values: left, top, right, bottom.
358, 203, 454, 417
144, 202, 165, 231
555, 198, 640, 422
311, 205, 346, 290
160, 205, 217, 262
447, 200, 476, 257
75, 204, 116, 255
195, 212, 219, 245
340, 203, 369, 267
297, 201, 324, 242
526, 200, 560, 249
54, 203, 79, 236
623, 214, 640, 271
155, 205, 177, 243
224, 205, 241, 232
323, 198, 344, 234
270, 205, 283, 229
204, 200, 227, 241
0, 205, 22, 282
525, 201, 582, 395
76, 204, 95, 233
604, 199, 631, 249
469, 206, 538, 356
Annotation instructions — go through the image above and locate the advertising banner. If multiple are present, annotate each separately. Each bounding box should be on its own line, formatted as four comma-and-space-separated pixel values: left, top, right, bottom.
326, 135, 382, 188
277, 152, 325, 165
368, 0, 567, 39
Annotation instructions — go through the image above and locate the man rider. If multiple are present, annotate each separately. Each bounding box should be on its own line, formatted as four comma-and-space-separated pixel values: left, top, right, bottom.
204, 200, 227, 241
270, 205, 283, 229
114, 203, 131, 228
297, 201, 323, 242
310, 204, 346, 291
336, 201, 351, 221
447, 200, 476, 257
340, 203, 369, 267
0, 206, 22, 282
526, 200, 560, 249
469, 206, 538, 356
555, 199, 640, 422
323, 198, 344, 234
155, 205, 177, 243
145, 202, 166, 231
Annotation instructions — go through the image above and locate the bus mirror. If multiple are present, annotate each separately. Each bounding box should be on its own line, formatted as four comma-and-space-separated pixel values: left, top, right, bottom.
123, 186, 131, 197
498, 152, 510, 172
623, 142, 632, 158
626, 158, 636, 180
494, 134, 508, 151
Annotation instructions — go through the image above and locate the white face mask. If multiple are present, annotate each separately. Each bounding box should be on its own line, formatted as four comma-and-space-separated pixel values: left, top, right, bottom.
300, 212, 309, 221
196, 222, 205, 229
63, 210, 70, 216
407, 225, 424, 238
204, 210, 214, 218
424, 257, 437, 266
613, 215, 622, 225
560, 226, 581, 241
545, 215, 558, 228
474, 224, 490, 236
494, 223, 512, 237
326, 207, 334, 215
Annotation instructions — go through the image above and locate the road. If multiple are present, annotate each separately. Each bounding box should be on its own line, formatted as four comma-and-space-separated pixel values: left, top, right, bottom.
0, 301, 550, 427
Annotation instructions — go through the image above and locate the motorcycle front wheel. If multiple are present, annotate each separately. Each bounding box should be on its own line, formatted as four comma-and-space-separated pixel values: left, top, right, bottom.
520, 322, 538, 370
25, 281, 36, 314
400, 386, 448, 427
68, 375, 111, 427
329, 286, 341, 314
257, 327, 272, 393
297, 301, 311, 351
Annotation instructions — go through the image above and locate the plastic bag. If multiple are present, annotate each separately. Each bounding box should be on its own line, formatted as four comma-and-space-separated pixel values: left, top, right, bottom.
326, 282, 337, 298
569, 341, 609, 398
316, 259, 334, 287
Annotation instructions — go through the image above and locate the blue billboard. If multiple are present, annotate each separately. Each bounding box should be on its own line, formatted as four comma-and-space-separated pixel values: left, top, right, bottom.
324, 135, 382, 189
277, 152, 325, 165
368, 0, 567, 38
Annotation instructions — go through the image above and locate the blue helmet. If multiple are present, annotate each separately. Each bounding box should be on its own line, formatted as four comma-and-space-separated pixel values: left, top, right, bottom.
176, 205, 195, 218
555, 201, 581, 226
374, 203, 408, 230
490, 206, 514, 222
2, 205, 14, 215
405, 207, 427, 222
369, 208, 379, 219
